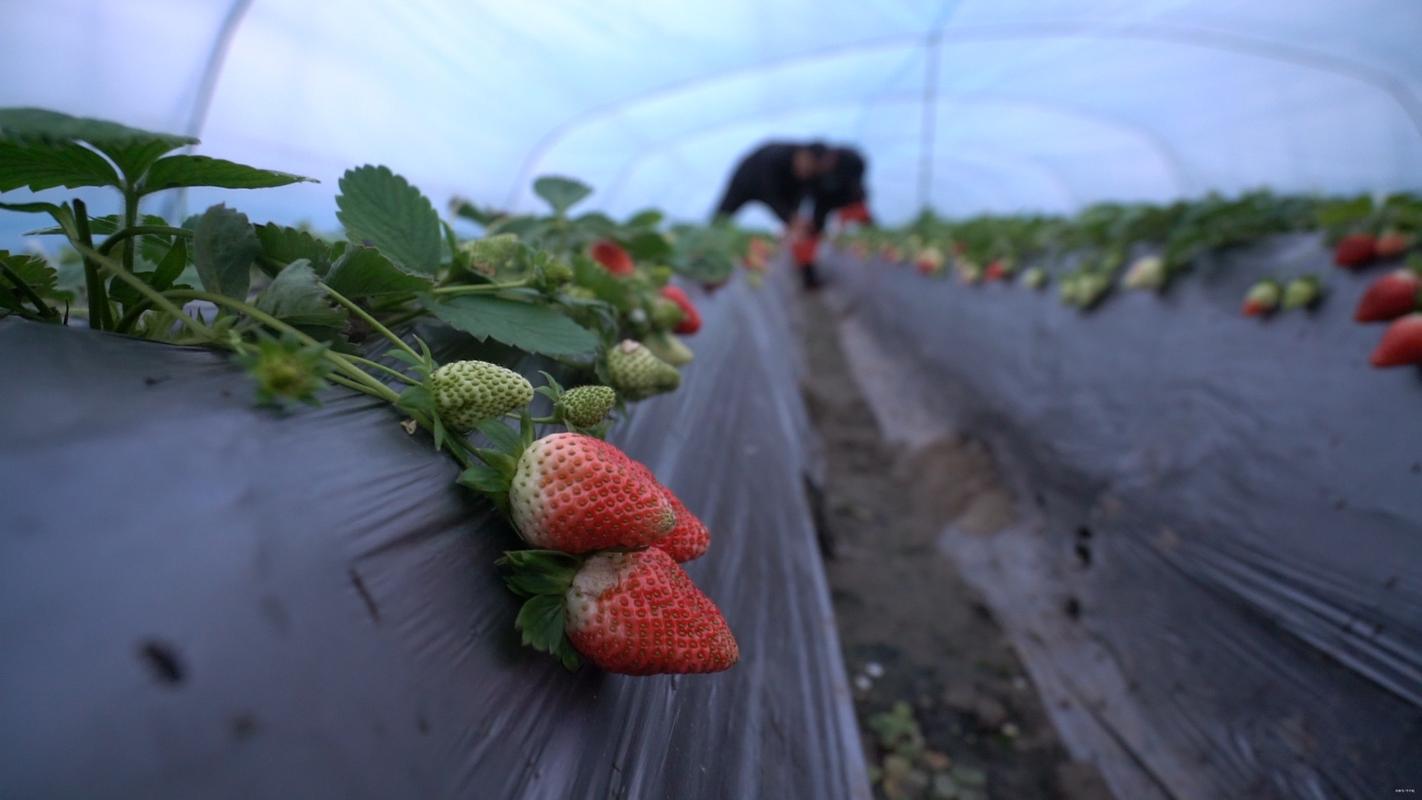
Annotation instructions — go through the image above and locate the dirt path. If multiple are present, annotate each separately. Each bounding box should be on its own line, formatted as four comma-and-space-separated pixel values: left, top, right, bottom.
796, 291, 1111, 800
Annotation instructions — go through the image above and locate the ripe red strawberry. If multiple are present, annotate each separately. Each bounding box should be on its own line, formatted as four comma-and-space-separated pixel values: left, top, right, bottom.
1375, 231, 1414, 260
567, 549, 738, 674
1355, 269, 1421, 322
1371, 313, 1422, 367
1334, 234, 1377, 268
984, 261, 1007, 282
652, 486, 710, 562
589, 239, 635, 276
1242, 279, 1281, 317
500, 548, 739, 674
509, 433, 674, 553
659, 285, 701, 334
791, 235, 818, 266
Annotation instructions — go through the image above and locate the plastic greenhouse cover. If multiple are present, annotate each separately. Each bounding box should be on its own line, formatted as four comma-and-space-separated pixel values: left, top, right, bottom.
4, 0, 1422, 246
821, 238, 1422, 800
0, 279, 871, 799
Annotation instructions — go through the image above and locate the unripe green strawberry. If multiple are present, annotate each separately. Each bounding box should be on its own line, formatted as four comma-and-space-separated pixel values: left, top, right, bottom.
509, 433, 674, 552
650, 297, 685, 330
461, 233, 522, 277
542, 259, 574, 286
431, 360, 533, 431
558, 385, 616, 427
642, 331, 694, 366
607, 339, 680, 400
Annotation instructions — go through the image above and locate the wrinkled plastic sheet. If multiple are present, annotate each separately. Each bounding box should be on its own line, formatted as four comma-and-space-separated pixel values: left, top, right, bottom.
0, 278, 870, 800
822, 235, 1422, 800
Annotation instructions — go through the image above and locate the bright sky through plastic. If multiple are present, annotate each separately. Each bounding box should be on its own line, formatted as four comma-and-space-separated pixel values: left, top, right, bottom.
2, 0, 1421, 239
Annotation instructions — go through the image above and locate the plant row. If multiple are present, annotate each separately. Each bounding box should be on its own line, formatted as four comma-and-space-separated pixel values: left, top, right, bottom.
835, 191, 1422, 369
0, 107, 758, 676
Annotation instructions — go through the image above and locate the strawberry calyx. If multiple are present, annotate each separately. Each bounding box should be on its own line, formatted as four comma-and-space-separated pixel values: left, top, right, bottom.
498, 549, 585, 670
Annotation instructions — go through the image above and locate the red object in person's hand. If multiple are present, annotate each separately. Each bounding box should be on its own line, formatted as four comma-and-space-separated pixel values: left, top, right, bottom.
791, 235, 819, 266
838, 201, 872, 225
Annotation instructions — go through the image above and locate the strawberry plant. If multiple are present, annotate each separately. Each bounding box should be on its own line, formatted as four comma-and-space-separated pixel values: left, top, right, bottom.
1, 107, 747, 675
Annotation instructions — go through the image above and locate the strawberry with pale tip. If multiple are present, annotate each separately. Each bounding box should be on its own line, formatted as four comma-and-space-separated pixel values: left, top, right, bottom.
508, 432, 675, 553
1242, 279, 1282, 317
1354, 269, 1421, 322
658, 285, 701, 334
1371, 313, 1422, 367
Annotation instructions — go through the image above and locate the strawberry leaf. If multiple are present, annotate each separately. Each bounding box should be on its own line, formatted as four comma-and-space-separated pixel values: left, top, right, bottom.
532, 175, 591, 216
424, 294, 599, 359
254, 223, 336, 275
458, 463, 510, 495
141, 155, 312, 194
254, 260, 345, 329
515, 594, 569, 656
0, 140, 120, 191
324, 246, 431, 298
336, 165, 441, 275
193, 204, 260, 299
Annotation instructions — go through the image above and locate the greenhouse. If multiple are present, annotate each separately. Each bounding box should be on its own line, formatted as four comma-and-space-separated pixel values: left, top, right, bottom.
2, 2, 1420, 799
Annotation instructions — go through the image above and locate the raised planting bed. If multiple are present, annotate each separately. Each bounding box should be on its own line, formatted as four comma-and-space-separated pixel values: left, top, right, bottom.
0, 276, 870, 799
820, 236, 1422, 800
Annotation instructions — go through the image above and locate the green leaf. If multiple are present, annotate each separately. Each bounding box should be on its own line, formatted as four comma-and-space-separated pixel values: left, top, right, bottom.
324, 246, 432, 297
336, 165, 441, 274
532, 175, 591, 215
0, 107, 195, 148
0, 251, 60, 314
0, 140, 120, 191
626, 209, 663, 228
623, 230, 673, 262
141, 155, 313, 194
424, 293, 599, 358
458, 463, 511, 494
254, 223, 335, 274
0, 107, 196, 181
152, 239, 187, 290
396, 384, 436, 417
193, 204, 260, 298
452, 200, 506, 227
514, 594, 569, 654
476, 418, 523, 452
254, 260, 345, 328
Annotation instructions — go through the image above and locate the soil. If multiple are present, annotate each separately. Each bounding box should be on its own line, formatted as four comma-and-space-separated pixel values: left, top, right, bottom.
796, 290, 1113, 800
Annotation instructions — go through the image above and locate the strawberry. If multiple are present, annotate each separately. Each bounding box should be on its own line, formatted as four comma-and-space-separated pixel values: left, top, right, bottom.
745, 238, 772, 272
1334, 234, 1377, 268
643, 330, 694, 366
659, 285, 701, 334
500, 548, 738, 674
1282, 275, 1323, 310
557, 385, 617, 428
791, 235, 819, 266
1123, 255, 1166, 290
1020, 266, 1048, 290
915, 246, 944, 276
1371, 313, 1422, 367
957, 260, 982, 285
589, 239, 635, 276
652, 487, 711, 562
983, 261, 1008, 282
508, 432, 674, 553
1242, 279, 1281, 317
1355, 269, 1421, 322
607, 339, 680, 400
432, 360, 534, 431
1375, 231, 1414, 261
